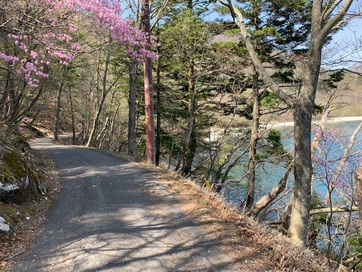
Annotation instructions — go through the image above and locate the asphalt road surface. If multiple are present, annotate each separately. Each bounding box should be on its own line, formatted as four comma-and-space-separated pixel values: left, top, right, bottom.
11, 138, 239, 272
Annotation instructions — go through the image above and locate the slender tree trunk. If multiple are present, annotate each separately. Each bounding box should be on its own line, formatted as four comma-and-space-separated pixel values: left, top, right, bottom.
86, 41, 112, 147
108, 103, 120, 150
1, 23, 15, 123
86, 90, 106, 147
245, 73, 260, 210
181, 118, 197, 175
167, 110, 176, 169
96, 116, 110, 147
353, 167, 362, 232
10, 80, 27, 123
68, 86, 76, 145
128, 59, 138, 157
155, 46, 161, 166
4, 75, 16, 124
54, 80, 64, 141
15, 83, 44, 124
29, 106, 42, 127
179, 54, 197, 175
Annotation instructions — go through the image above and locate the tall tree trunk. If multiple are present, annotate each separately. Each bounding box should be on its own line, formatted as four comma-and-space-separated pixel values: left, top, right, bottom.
245, 72, 260, 210
86, 91, 106, 147
54, 80, 64, 141
68, 86, 76, 145
86, 41, 112, 147
96, 116, 110, 147
142, 0, 156, 164
128, 59, 138, 157
108, 103, 120, 150
178, 54, 197, 175
1, 21, 15, 123
155, 46, 161, 166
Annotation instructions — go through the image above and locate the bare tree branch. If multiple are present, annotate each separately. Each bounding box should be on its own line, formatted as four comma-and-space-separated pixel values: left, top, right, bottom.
320, 0, 354, 42
310, 206, 358, 216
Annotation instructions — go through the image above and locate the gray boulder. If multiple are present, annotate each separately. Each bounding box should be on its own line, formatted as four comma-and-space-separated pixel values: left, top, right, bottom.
0, 216, 10, 234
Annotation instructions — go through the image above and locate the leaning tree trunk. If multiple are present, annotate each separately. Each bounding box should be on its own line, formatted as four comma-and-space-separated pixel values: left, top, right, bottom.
86, 41, 112, 147
248, 162, 293, 217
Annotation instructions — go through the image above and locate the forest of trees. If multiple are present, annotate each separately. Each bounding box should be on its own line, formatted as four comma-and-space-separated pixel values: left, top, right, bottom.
1, 0, 362, 268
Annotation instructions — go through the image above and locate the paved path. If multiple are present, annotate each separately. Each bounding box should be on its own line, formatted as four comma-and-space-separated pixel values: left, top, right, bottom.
11, 138, 239, 271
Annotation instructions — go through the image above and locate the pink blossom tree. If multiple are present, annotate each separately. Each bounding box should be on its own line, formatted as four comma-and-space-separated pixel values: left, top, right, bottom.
0, 0, 155, 124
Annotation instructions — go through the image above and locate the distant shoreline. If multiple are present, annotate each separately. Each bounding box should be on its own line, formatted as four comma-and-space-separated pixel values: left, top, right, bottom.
266, 116, 362, 129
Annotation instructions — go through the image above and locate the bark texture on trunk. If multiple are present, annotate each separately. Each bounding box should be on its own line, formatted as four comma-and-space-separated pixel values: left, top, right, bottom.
288, 103, 313, 247
142, 0, 156, 164
86, 42, 112, 147
246, 74, 260, 210
355, 167, 362, 233
180, 55, 197, 175
128, 60, 138, 157
181, 118, 197, 175
68, 87, 76, 145
155, 46, 161, 166
54, 80, 64, 141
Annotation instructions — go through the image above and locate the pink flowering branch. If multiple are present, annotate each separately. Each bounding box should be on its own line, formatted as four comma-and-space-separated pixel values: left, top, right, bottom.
56, 0, 157, 60
1, 0, 156, 88
1, 1, 82, 88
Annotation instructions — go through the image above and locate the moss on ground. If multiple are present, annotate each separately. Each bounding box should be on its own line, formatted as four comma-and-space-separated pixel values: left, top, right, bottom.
2, 150, 28, 180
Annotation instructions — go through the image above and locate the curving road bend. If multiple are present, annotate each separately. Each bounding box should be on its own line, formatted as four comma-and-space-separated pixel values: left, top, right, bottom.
11, 138, 239, 272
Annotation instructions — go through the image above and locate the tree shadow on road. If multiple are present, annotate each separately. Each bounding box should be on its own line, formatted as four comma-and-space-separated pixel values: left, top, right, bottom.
11, 145, 269, 272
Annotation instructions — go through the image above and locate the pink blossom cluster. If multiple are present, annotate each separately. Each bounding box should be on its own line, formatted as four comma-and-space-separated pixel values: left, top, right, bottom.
0, 52, 20, 65
0, 0, 84, 88
56, 0, 157, 61
1, 0, 157, 88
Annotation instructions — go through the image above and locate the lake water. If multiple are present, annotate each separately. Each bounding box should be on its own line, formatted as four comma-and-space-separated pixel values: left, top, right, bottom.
221, 119, 362, 216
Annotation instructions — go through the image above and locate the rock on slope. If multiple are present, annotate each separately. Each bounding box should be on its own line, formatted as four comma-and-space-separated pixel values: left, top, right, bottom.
0, 126, 47, 234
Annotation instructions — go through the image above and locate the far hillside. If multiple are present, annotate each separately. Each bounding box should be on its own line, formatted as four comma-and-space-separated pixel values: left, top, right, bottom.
316, 65, 362, 117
